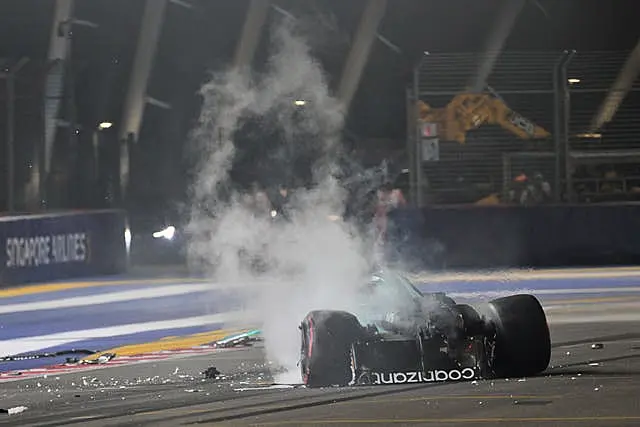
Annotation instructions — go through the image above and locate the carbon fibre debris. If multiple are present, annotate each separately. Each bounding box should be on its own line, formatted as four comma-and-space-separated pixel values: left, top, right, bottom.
202, 366, 221, 379
1, 406, 28, 415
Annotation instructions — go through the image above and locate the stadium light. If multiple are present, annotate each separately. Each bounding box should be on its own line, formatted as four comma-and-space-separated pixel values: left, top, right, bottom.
153, 225, 176, 240
98, 121, 113, 130
577, 132, 602, 139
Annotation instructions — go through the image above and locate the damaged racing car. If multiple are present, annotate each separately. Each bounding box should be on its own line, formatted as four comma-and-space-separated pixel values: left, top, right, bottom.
299, 270, 550, 387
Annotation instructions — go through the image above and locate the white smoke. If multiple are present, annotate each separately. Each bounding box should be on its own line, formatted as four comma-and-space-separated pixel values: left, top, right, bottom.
187, 19, 376, 381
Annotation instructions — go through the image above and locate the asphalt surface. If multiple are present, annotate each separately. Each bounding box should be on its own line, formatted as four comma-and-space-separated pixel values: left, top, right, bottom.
2, 299, 639, 426
5, 266, 640, 373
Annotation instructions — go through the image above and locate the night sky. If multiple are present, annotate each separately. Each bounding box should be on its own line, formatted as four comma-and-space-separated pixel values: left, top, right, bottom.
0, 0, 637, 210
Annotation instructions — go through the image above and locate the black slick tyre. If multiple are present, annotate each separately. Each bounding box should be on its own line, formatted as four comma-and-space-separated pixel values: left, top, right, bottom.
300, 310, 364, 388
487, 294, 551, 378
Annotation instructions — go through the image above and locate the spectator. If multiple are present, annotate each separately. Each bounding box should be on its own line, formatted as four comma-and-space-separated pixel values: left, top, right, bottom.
271, 184, 291, 220
374, 183, 393, 241
508, 173, 529, 205
248, 182, 265, 211
389, 187, 407, 209
508, 172, 552, 206
372, 182, 407, 248
242, 183, 273, 219
530, 172, 552, 204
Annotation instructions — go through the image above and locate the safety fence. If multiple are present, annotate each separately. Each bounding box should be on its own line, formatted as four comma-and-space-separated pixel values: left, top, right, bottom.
406, 49, 640, 207
567, 51, 640, 204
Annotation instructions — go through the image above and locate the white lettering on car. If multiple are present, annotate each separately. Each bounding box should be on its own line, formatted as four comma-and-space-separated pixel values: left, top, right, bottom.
392, 373, 407, 383
448, 369, 461, 380
372, 368, 476, 385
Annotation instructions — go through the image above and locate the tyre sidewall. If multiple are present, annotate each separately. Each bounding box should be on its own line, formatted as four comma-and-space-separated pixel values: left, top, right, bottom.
487, 295, 551, 378
300, 310, 364, 387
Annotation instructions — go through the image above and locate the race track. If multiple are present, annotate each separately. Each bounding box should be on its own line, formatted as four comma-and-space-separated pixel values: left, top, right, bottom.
1, 267, 640, 426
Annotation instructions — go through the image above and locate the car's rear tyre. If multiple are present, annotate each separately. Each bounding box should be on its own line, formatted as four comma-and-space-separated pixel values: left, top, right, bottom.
487, 294, 551, 378
300, 310, 364, 388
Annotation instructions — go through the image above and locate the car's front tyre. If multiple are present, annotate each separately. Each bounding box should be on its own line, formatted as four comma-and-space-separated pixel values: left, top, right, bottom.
300, 310, 365, 388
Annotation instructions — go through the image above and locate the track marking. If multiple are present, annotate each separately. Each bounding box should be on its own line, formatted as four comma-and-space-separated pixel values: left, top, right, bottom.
133, 408, 215, 418
0, 347, 226, 382
83, 329, 244, 360
448, 287, 640, 299
547, 312, 640, 323
0, 283, 215, 314
545, 301, 640, 312
0, 328, 260, 381
0, 277, 207, 299
414, 266, 640, 282
0, 311, 248, 358
543, 296, 640, 305
351, 395, 563, 404
252, 415, 640, 425
4, 266, 640, 299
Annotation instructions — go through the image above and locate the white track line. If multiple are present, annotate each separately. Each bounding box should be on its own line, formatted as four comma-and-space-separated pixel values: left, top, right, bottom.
544, 301, 640, 312
547, 313, 640, 324
413, 269, 640, 283
0, 283, 218, 315
0, 311, 249, 358
446, 286, 640, 299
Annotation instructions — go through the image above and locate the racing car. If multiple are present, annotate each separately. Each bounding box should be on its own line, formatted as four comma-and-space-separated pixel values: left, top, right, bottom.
299, 270, 550, 387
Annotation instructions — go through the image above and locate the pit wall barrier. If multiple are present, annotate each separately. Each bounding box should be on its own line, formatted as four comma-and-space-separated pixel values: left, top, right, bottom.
388, 204, 640, 269
0, 209, 128, 286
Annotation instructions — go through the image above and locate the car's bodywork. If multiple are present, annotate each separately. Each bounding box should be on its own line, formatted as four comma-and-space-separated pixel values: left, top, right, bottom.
299, 270, 551, 387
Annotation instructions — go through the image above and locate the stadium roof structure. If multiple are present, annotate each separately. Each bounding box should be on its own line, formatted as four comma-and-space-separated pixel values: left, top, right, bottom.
0, 0, 637, 208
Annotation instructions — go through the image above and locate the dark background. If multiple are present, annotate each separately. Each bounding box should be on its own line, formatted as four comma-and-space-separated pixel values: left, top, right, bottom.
0, 1, 638, 269
0, 0, 637, 210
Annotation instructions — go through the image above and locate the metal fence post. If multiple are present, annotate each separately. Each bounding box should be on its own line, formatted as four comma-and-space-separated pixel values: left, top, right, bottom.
413, 64, 424, 207
405, 87, 416, 204
6, 73, 15, 212
67, 58, 79, 208
38, 68, 47, 211
553, 51, 567, 202
562, 50, 576, 201
552, 50, 575, 202
2, 58, 29, 212
553, 53, 564, 202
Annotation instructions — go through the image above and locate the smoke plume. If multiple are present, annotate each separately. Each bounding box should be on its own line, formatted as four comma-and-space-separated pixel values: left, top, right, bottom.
187, 19, 375, 381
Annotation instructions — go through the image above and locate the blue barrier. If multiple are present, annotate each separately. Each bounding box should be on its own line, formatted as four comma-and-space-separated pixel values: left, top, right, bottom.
0, 210, 128, 285
388, 204, 640, 269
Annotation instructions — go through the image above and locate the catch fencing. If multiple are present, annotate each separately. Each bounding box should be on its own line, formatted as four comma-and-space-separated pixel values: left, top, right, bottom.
406, 49, 640, 206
